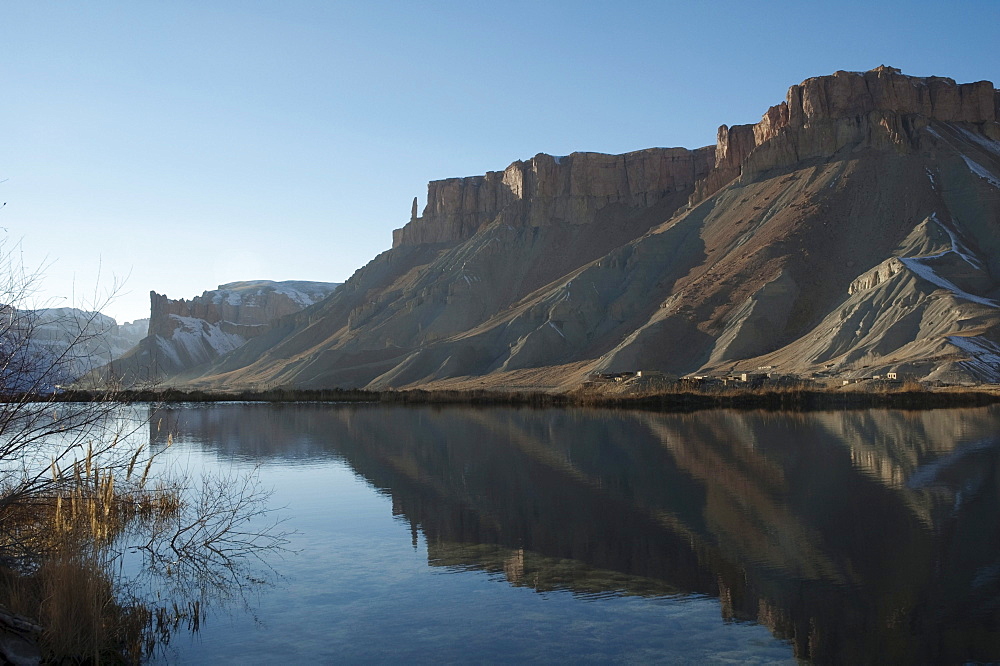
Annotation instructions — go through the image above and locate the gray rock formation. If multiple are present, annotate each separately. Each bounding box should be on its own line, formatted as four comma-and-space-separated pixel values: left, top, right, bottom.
0, 606, 42, 666
0, 309, 150, 389
94, 280, 339, 385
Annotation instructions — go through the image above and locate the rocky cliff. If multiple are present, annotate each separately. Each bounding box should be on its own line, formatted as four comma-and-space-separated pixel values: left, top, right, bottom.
695, 66, 999, 201
139, 67, 1000, 390
392, 147, 714, 246
94, 280, 339, 384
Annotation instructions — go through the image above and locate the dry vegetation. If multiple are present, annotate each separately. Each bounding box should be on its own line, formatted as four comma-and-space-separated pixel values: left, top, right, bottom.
65, 379, 1000, 413
0, 240, 286, 664
0, 442, 281, 663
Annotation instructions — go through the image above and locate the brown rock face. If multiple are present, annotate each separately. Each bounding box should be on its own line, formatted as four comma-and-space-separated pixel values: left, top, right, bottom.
694, 66, 1000, 202
392, 147, 714, 247
785, 66, 994, 124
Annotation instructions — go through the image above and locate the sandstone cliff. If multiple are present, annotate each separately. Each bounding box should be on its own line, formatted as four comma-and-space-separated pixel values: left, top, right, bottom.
392, 147, 714, 246
145, 67, 1000, 390
695, 65, 999, 201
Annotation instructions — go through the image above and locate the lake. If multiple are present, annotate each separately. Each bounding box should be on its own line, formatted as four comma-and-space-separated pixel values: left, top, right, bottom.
137, 403, 1000, 664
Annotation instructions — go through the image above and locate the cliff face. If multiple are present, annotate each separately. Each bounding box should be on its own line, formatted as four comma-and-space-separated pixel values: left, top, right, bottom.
147, 281, 338, 340
392, 147, 714, 246
149, 67, 1000, 390
93, 280, 339, 384
695, 66, 1000, 201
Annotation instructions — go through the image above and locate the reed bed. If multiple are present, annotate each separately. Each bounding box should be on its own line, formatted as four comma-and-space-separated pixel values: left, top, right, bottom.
0, 439, 191, 663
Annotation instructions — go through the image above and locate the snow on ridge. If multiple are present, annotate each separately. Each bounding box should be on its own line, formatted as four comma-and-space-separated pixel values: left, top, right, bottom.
925, 125, 1000, 188
960, 154, 1000, 189
931, 213, 983, 270
899, 257, 997, 308
899, 214, 997, 308
955, 126, 1000, 157
209, 280, 338, 308
947, 335, 1000, 382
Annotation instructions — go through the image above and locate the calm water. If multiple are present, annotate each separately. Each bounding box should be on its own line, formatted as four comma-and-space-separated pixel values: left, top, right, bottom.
138, 403, 1000, 664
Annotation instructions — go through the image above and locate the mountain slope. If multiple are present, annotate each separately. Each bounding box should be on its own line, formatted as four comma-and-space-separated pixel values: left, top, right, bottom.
178, 66, 1000, 389
176, 148, 714, 387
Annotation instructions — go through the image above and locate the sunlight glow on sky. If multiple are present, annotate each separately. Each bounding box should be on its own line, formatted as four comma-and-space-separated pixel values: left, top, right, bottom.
3, 0, 998, 323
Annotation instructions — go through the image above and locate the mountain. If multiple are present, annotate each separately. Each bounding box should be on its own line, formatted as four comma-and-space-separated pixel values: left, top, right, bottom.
116, 317, 150, 345
168, 66, 1000, 389
29, 309, 148, 364
0, 308, 148, 391
96, 280, 339, 384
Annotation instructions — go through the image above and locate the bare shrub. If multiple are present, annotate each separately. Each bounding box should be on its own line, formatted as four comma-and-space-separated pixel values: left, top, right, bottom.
0, 237, 287, 662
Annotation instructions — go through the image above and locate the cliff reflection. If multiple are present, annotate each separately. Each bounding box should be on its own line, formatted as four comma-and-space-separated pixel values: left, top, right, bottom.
150, 403, 1000, 664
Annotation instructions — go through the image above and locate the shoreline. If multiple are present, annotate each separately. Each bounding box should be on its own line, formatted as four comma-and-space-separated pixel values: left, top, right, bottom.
48, 385, 1000, 412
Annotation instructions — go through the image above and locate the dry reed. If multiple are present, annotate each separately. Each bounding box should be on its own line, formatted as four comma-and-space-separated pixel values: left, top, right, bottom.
0, 446, 184, 664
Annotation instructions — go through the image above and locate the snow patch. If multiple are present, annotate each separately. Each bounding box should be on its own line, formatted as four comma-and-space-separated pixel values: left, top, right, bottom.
899, 256, 997, 307
552, 155, 566, 165
960, 154, 1000, 188
155, 335, 182, 367
212, 291, 244, 306
271, 284, 335, 307
899, 214, 995, 307
925, 168, 937, 190
547, 321, 566, 340
956, 126, 1000, 157
209, 281, 339, 308
947, 335, 1000, 382
168, 314, 247, 361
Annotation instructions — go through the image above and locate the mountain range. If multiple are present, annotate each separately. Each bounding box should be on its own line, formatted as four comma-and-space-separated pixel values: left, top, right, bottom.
108, 66, 1000, 390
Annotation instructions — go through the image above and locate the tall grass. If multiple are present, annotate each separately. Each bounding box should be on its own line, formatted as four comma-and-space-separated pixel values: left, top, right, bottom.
0, 442, 185, 663
0, 552, 152, 663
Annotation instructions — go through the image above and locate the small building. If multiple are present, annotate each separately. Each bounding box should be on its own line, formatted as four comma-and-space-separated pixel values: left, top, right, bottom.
588, 371, 640, 383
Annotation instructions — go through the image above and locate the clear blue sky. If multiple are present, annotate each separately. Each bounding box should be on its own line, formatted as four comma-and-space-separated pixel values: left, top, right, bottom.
3, 0, 998, 323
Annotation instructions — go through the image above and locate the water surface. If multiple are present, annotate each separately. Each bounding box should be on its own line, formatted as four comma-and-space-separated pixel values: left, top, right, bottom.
144, 403, 1000, 664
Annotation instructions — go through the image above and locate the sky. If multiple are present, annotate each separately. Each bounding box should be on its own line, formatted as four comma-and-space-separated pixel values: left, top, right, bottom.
2, 0, 998, 324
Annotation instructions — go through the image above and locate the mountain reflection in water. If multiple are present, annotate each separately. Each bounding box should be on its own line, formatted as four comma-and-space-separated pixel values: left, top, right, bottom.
151, 404, 1000, 664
